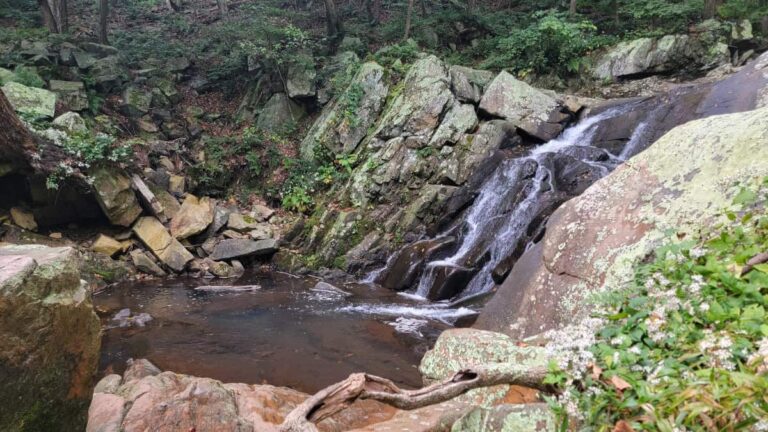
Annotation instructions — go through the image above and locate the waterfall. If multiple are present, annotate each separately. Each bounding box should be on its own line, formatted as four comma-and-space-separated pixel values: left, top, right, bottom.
410, 104, 637, 300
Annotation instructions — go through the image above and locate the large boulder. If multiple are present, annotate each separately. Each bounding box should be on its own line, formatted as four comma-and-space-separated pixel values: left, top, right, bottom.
477, 106, 768, 338
49, 80, 88, 111
449, 65, 495, 104
169, 195, 214, 239
479, 72, 566, 141
1, 81, 56, 119
133, 216, 194, 272
593, 35, 729, 80
0, 245, 101, 431
375, 55, 454, 141
53, 111, 87, 133
301, 62, 389, 158
285, 53, 317, 98
210, 238, 278, 261
91, 168, 143, 227
255, 93, 306, 132
87, 359, 395, 432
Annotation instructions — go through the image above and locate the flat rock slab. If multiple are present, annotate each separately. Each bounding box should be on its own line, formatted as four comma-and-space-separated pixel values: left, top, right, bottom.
210, 238, 278, 261
2, 81, 56, 118
132, 216, 193, 272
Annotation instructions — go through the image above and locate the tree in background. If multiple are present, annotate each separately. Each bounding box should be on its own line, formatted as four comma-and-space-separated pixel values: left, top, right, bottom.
36, 0, 66, 33
323, 0, 343, 43
98, 0, 108, 43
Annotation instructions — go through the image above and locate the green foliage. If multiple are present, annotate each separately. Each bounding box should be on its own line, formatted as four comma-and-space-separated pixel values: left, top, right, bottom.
338, 82, 364, 127
62, 132, 131, 166
372, 40, 419, 73
12, 65, 44, 88
548, 178, 768, 431
718, 0, 768, 24
480, 12, 612, 77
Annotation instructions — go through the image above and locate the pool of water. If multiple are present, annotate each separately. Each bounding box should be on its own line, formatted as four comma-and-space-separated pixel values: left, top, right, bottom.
94, 271, 476, 393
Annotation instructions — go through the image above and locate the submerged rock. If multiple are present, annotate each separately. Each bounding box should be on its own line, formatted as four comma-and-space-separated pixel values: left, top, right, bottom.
0, 245, 100, 431
111, 308, 153, 327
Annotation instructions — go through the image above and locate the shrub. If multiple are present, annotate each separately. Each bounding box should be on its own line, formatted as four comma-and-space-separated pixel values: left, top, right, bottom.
12, 65, 44, 88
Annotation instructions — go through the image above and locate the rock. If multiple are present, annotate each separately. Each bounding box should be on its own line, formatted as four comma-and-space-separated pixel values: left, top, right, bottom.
147, 182, 181, 219
252, 204, 275, 221
477, 106, 768, 338
311, 281, 352, 297
339, 36, 365, 54
131, 175, 167, 221
91, 168, 143, 227
479, 71, 566, 141
451, 404, 556, 432
376, 237, 456, 291
428, 102, 478, 147
132, 216, 194, 272
1, 81, 56, 119
203, 258, 239, 278
449, 65, 494, 104
169, 195, 214, 239
227, 213, 263, 231
89, 56, 125, 93
91, 234, 124, 257
49, 80, 88, 111
0, 245, 100, 431
255, 93, 306, 133
223, 229, 249, 239
300, 62, 389, 157
248, 224, 274, 240
201, 205, 232, 240
10, 207, 37, 231
286, 53, 316, 98
168, 174, 185, 195
110, 308, 153, 327
732, 19, 753, 42
87, 359, 392, 432
375, 55, 453, 141
210, 238, 278, 261
53, 111, 87, 133
80, 42, 119, 58
130, 249, 166, 277
122, 86, 152, 117
0, 67, 14, 84
166, 56, 191, 73
593, 35, 729, 80
73, 50, 97, 69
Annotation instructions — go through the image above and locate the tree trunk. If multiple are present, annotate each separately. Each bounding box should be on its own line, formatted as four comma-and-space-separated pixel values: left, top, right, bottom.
58, 0, 68, 33
704, 0, 722, 19
364, 0, 378, 24
38, 0, 59, 33
165, 0, 180, 12
216, 0, 228, 17
323, 0, 343, 41
99, 0, 109, 44
279, 363, 552, 432
403, 0, 415, 40
569, 0, 577, 15
0, 93, 37, 174
762, 16, 768, 36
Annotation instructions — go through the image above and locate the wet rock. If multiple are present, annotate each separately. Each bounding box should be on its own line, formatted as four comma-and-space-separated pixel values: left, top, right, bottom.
10, 207, 37, 231
255, 93, 306, 132
91, 234, 124, 257
1, 81, 56, 119
129, 249, 166, 277
133, 216, 194, 272
376, 237, 456, 291
49, 80, 88, 111
479, 71, 566, 141
202, 258, 239, 278
91, 168, 143, 227
111, 308, 153, 327
422, 264, 476, 301
449, 65, 494, 104
301, 62, 388, 157
170, 195, 214, 239
52, 111, 87, 133
87, 359, 392, 432
0, 245, 100, 431
210, 238, 278, 261
477, 106, 768, 338
311, 281, 352, 297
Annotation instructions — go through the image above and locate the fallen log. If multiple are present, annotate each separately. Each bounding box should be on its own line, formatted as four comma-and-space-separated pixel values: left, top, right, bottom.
279, 362, 552, 432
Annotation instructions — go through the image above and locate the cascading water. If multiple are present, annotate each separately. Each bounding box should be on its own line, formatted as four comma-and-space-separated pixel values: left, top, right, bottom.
408, 103, 639, 300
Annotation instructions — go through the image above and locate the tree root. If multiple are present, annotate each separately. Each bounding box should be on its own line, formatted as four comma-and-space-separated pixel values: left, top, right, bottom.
278, 363, 553, 432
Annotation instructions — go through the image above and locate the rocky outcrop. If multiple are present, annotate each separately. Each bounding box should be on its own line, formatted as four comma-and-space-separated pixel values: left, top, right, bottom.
87, 359, 397, 432
479, 71, 567, 141
0, 245, 101, 431
477, 106, 768, 338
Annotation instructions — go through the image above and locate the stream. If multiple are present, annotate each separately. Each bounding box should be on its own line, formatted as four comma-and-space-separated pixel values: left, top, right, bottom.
94, 271, 475, 393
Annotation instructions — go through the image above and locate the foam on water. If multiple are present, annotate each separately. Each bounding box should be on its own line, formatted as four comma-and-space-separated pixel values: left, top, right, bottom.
337, 303, 477, 323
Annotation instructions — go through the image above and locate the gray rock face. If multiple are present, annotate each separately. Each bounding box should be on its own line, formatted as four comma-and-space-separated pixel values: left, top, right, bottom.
479, 71, 566, 141
210, 238, 278, 261
49, 80, 88, 111
1, 81, 56, 119
255, 93, 306, 132
286, 53, 317, 98
301, 62, 389, 158
91, 168, 143, 227
0, 245, 101, 431
130, 249, 167, 277
449, 65, 494, 104
53, 111, 87, 133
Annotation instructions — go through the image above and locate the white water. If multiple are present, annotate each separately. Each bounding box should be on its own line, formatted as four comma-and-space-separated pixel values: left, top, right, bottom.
410, 104, 637, 300
336, 303, 477, 323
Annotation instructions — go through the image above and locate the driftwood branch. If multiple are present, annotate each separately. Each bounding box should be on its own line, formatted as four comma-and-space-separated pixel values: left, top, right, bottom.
278, 363, 551, 432
741, 252, 768, 276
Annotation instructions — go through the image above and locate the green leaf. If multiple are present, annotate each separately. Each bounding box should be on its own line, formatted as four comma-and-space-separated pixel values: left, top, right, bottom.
733, 187, 758, 206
